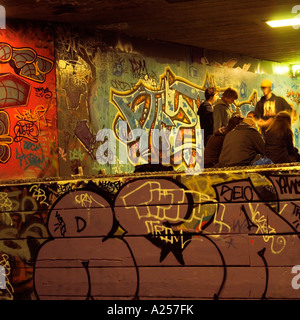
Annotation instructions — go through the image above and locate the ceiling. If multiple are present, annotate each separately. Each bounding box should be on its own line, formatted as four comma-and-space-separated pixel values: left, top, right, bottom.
3, 0, 300, 65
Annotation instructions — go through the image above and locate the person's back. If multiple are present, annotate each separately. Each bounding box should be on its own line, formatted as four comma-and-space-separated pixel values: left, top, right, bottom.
264, 111, 300, 163
204, 127, 227, 168
218, 118, 265, 167
204, 115, 243, 168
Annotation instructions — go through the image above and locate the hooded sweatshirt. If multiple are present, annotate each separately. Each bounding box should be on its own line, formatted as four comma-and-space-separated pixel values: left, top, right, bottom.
218, 122, 265, 167
204, 127, 228, 167
213, 98, 233, 132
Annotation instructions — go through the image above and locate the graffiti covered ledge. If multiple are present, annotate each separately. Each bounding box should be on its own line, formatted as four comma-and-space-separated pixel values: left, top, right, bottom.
1, 163, 300, 300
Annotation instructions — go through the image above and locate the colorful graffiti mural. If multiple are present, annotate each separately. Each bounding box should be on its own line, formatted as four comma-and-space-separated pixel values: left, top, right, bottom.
55, 26, 300, 177
0, 23, 58, 180
0, 166, 299, 299
0, 22, 299, 179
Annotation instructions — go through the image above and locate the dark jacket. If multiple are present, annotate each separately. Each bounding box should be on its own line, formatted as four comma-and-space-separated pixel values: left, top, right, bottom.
213, 98, 233, 132
197, 100, 213, 145
265, 131, 300, 164
254, 93, 292, 121
204, 127, 227, 167
218, 122, 265, 167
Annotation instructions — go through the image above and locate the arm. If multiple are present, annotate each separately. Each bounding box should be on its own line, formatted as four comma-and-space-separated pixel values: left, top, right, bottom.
252, 131, 265, 155
213, 105, 223, 132
247, 111, 272, 128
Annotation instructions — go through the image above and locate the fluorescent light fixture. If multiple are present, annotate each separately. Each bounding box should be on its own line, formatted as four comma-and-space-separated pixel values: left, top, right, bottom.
292, 65, 300, 76
273, 65, 290, 74
266, 18, 300, 27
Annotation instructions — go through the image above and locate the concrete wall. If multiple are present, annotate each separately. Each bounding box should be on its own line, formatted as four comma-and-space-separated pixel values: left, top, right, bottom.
0, 165, 300, 300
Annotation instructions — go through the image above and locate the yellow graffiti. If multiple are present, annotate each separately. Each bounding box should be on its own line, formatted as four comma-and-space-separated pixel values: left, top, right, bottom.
75, 193, 106, 209
121, 181, 216, 224
15, 105, 50, 129
248, 203, 286, 254
211, 203, 231, 235
29, 184, 49, 207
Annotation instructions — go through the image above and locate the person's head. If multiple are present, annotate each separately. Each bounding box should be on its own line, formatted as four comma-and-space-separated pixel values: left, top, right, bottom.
243, 117, 258, 130
204, 87, 219, 103
266, 111, 292, 137
261, 79, 272, 97
222, 88, 238, 105
227, 115, 244, 131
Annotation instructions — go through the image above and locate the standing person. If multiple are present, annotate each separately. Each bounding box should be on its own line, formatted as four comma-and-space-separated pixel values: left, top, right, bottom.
213, 87, 239, 132
197, 87, 219, 146
253, 79, 292, 134
204, 115, 243, 168
217, 117, 265, 167
264, 111, 300, 164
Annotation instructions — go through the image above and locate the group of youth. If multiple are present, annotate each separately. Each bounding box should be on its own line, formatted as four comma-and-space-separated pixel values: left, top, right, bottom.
198, 80, 300, 168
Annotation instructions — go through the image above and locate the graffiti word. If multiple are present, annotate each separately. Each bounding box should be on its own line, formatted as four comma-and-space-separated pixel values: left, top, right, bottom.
292, 203, 300, 229
29, 184, 49, 207
24, 141, 42, 152
0, 6, 5, 29
292, 265, 300, 289
14, 120, 39, 143
54, 211, 67, 237
96, 121, 204, 175
98, 180, 122, 194
275, 176, 300, 195
34, 87, 53, 99
75, 193, 106, 209
111, 67, 206, 172
16, 149, 46, 170
69, 148, 85, 161
0, 192, 12, 212
219, 184, 253, 202
111, 79, 135, 91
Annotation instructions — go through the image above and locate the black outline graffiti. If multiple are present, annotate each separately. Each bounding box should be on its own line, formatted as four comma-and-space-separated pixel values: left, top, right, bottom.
257, 247, 268, 300
24, 174, 300, 300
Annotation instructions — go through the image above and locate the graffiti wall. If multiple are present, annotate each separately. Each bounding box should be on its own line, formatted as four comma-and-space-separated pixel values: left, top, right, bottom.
0, 22, 58, 180
55, 25, 300, 176
1, 20, 300, 300
1, 166, 300, 299
0, 21, 299, 179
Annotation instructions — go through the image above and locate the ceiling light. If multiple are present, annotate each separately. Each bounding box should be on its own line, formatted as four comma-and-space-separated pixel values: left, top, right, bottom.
292, 65, 300, 76
266, 18, 300, 28
273, 65, 290, 74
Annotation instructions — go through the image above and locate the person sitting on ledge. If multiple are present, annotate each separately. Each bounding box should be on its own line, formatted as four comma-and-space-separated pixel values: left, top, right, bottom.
217, 117, 265, 167
204, 115, 244, 168
264, 111, 300, 164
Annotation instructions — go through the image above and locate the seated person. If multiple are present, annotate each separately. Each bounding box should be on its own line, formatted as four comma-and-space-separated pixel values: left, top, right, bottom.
204, 115, 243, 168
217, 117, 265, 167
264, 111, 300, 163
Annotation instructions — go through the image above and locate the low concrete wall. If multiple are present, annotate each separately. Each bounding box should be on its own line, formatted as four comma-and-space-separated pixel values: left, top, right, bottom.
1, 164, 300, 300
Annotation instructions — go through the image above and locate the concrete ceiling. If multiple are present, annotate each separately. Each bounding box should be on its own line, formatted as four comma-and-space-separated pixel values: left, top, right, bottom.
3, 0, 300, 65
